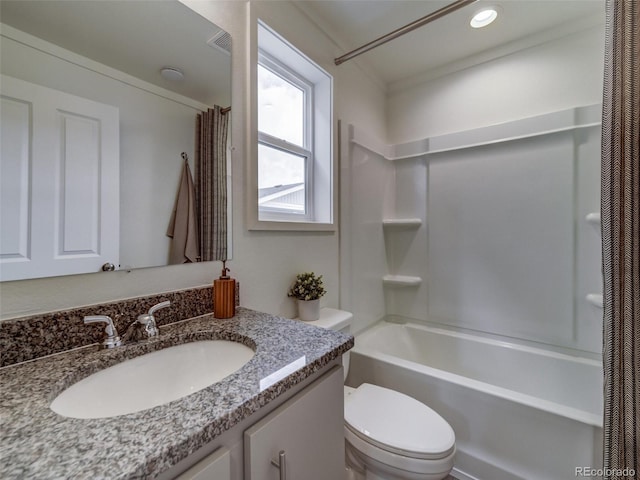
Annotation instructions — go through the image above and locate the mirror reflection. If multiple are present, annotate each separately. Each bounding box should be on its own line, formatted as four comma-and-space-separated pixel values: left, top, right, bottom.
0, 0, 232, 281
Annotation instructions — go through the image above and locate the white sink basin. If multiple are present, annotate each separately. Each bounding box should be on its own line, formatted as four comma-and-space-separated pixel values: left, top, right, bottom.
50, 340, 255, 419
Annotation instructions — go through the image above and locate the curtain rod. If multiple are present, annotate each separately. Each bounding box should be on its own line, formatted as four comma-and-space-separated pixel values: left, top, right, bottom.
334, 0, 478, 66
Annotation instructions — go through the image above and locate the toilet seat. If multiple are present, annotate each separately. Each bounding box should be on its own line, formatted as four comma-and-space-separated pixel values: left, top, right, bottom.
344, 383, 455, 461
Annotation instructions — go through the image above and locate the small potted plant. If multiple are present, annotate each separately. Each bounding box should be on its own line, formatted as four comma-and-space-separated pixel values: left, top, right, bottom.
287, 272, 326, 321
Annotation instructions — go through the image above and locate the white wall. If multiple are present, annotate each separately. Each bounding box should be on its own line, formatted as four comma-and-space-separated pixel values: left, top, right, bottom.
0, 1, 386, 321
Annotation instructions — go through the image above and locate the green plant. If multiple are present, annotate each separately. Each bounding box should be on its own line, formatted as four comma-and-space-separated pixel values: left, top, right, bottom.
287, 272, 326, 301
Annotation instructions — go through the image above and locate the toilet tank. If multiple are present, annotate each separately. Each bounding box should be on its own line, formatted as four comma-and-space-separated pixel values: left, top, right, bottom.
296, 308, 352, 380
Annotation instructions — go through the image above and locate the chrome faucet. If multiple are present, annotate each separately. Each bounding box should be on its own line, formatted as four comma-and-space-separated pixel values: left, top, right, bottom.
136, 300, 171, 338
84, 315, 122, 348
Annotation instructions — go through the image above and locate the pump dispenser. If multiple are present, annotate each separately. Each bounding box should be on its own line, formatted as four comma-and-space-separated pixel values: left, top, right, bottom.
214, 260, 236, 319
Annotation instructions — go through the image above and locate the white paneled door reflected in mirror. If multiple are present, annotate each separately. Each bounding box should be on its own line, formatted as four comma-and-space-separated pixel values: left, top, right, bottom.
0, 0, 232, 281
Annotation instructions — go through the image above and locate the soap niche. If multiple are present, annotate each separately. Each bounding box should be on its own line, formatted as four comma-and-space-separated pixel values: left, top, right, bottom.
382, 155, 426, 289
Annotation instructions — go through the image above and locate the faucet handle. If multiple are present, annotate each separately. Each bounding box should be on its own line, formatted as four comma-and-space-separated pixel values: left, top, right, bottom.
84, 315, 122, 348
148, 300, 171, 316
136, 300, 170, 338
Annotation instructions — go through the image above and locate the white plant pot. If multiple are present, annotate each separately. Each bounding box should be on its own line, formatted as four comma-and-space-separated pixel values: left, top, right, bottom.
297, 299, 320, 321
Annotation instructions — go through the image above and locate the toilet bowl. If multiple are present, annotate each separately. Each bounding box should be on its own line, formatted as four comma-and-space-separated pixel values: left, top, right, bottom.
344, 384, 455, 480
298, 308, 456, 480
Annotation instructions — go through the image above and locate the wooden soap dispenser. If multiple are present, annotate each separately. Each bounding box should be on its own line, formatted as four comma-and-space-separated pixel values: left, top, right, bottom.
214, 260, 236, 319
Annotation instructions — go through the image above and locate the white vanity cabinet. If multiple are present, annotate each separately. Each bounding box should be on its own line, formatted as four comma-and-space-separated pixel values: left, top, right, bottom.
166, 364, 345, 480
244, 365, 344, 480
175, 447, 231, 480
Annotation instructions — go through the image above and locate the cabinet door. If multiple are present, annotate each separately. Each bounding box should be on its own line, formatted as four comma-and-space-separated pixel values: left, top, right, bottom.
244, 366, 344, 480
174, 447, 231, 480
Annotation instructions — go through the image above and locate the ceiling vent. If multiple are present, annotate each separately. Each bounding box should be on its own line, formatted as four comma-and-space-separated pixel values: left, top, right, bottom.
207, 30, 232, 55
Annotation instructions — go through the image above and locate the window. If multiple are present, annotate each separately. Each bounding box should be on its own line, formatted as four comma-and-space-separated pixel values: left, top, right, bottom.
252, 20, 333, 229
258, 55, 313, 219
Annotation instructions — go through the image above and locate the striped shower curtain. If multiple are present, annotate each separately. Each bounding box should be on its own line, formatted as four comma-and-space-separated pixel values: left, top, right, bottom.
195, 106, 229, 262
601, 0, 639, 478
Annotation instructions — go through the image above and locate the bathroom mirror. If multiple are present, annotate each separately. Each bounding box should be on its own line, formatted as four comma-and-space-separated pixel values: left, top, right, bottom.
0, 0, 232, 281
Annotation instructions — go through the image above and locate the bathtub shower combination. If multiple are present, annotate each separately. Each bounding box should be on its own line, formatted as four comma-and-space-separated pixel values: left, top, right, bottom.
348, 319, 603, 480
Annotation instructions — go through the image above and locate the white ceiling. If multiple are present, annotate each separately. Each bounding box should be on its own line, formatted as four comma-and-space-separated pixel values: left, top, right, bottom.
297, 0, 605, 86
0, 0, 231, 106
1, 0, 605, 101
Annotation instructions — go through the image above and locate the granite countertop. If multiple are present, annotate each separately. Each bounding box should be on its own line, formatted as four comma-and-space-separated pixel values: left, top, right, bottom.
0, 308, 353, 479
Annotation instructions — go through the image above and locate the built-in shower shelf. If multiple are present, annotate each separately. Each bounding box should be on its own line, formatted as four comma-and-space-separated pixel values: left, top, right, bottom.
382, 218, 422, 229
383, 275, 422, 286
585, 212, 601, 228
586, 293, 603, 309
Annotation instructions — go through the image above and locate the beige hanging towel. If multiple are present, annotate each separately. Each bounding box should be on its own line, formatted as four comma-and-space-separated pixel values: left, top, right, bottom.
167, 158, 199, 264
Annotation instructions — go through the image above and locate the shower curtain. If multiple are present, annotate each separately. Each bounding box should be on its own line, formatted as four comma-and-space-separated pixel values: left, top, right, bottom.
601, 0, 639, 478
196, 106, 229, 262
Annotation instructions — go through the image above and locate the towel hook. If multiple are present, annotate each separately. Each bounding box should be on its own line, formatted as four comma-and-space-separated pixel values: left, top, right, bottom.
181, 152, 188, 162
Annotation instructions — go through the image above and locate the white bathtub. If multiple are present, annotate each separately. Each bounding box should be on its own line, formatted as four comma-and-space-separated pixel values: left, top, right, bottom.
347, 319, 603, 480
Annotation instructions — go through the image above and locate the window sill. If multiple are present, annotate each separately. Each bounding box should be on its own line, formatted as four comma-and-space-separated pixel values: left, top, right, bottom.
248, 219, 336, 232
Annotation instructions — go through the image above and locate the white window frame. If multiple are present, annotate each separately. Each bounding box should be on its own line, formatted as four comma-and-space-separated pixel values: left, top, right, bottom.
257, 53, 314, 221
248, 19, 334, 231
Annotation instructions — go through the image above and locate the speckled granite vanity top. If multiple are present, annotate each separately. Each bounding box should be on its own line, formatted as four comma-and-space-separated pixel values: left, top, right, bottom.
0, 308, 353, 479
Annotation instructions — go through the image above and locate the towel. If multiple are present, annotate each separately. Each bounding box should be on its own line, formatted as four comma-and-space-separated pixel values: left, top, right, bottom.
167, 159, 199, 264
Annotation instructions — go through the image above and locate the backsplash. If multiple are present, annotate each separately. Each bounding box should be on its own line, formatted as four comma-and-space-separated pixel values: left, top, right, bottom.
0, 286, 221, 367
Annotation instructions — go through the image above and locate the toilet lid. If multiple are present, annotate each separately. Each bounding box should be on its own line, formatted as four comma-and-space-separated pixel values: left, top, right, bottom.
344, 383, 455, 459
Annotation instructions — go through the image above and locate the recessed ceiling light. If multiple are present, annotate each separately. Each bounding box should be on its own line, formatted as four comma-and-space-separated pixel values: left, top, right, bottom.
160, 67, 184, 82
470, 8, 498, 28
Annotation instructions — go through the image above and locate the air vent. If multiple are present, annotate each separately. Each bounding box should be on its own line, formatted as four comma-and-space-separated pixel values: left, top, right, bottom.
207, 30, 232, 55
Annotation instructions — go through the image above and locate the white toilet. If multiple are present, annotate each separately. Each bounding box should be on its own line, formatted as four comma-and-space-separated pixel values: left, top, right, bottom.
300, 308, 456, 480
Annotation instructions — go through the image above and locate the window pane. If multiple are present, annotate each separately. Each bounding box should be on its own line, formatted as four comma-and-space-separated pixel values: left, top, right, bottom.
258, 144, 306, 214
258, 64, 304, 147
